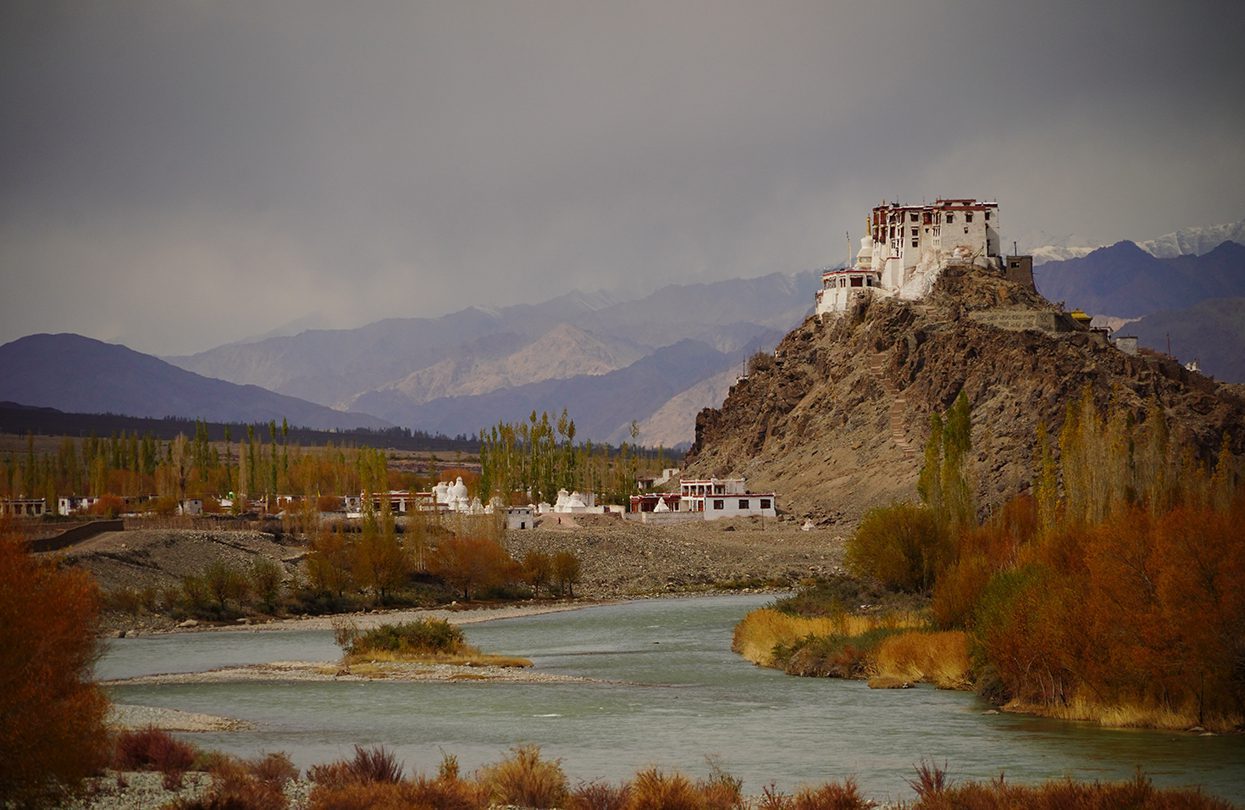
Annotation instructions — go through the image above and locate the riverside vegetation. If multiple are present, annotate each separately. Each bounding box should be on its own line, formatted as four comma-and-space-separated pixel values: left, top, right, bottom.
68, 735, 1238, 810
735, 389, 1245, 732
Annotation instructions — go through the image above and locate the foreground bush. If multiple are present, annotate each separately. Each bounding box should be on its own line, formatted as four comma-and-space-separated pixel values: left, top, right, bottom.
113, 727, 198, 776
169, 751, 297, 810
477, 745, 568, 808
0, 531, 111, 807
759, 779, 875, 809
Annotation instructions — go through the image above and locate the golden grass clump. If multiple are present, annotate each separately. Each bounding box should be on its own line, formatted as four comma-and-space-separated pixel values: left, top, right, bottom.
626, 768, 708, 810
732, 608, 925, 668
1006, 694, 1243, 734
869, 630, 971, 690
905, 769, 1234, 809
477, 744, 568, 808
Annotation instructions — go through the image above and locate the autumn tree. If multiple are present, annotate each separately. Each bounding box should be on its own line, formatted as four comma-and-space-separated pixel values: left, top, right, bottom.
522, 550, 552, 597
352, 503, 410, 605
552, 550, 582, 598
0, 527, 111, 806
429, 536, 517, 600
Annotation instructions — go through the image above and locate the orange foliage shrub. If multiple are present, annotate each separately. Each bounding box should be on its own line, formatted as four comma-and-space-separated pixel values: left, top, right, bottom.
428, 536, 518, 599
973, 495, 1245, 729
0, 528, 111, 806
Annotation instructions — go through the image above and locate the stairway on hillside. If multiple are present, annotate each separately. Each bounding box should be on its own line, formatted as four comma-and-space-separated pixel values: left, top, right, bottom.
868, 353, 917, 458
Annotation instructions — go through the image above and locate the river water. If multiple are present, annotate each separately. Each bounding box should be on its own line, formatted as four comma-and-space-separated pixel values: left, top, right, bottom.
99, 594, 1243, 804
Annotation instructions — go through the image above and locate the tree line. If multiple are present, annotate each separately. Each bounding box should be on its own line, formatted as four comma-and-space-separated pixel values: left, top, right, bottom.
478, 409, 669, 507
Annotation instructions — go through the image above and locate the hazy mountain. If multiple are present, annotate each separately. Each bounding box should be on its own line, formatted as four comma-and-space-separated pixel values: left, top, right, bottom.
1033, 240, 1245, 318
0, 334, 390, 430
632, 368, 738, 449
358, 323, 647, 407
1129, 298, 1245, 383
170, 272, 815, 407
164, 269, 819, 445
352, 339, 732, 441
1030, 218, 1245, 265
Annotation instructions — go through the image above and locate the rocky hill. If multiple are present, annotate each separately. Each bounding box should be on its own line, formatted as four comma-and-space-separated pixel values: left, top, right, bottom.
684, 265, 1245, 526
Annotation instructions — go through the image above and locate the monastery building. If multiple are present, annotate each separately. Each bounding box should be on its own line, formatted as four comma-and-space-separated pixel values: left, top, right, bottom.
817, 198, 1003, 317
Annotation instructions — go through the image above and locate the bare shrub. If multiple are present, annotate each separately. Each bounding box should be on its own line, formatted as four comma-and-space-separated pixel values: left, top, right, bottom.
308, 744, 403, 787
113, 726, 197, 776
568, 780, 631, 810
906, 759, 949, 799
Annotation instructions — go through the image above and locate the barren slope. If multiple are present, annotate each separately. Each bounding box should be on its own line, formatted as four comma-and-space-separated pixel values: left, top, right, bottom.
685, 265, 1245, 526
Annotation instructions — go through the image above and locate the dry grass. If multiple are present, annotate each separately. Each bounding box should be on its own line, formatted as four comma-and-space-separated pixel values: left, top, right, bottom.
477, 744, 568, 808
1005, 694, 1244, 734
626, 768, 707, 810
732, 608, 925, 667
902, 769, 1234, 809
869, 631, 971, 690
758, 779, 876, 809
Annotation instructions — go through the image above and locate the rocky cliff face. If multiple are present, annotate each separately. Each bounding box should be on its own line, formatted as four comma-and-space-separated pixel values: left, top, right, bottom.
684, 265, 1245, 526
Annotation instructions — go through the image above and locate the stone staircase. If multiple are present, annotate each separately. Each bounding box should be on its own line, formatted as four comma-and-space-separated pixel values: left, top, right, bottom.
868, 353, 918, 458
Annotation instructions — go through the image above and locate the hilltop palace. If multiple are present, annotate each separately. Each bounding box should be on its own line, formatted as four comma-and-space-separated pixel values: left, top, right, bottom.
816, 198, 1009, 317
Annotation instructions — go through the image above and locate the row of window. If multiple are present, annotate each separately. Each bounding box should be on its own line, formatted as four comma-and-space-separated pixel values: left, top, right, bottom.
708, 498, 773, 510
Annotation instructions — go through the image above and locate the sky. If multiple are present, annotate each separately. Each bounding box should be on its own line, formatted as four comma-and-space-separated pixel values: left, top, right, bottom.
3, 1, 1244, 356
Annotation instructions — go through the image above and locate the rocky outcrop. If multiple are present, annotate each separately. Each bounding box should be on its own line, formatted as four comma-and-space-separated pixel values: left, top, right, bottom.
685, 265, 1245, 526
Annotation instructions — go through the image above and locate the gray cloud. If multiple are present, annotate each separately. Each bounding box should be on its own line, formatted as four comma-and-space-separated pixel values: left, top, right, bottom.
3, 0, 1243, 354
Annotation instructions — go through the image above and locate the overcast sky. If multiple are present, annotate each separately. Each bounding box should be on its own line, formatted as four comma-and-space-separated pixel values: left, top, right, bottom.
3, 1, 1243, 355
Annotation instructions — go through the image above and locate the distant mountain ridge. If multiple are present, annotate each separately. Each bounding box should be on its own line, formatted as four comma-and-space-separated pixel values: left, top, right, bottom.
167, 270, 818, 443
1033, 240, 1245, 319
0, 334, 390, 430
1030, 218, 1245, 265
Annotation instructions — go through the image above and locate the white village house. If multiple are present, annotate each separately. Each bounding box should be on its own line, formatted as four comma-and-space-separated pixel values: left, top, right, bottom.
629, 478, 776, 521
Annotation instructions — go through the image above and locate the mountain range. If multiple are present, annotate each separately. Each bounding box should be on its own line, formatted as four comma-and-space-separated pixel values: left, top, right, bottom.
1032, 240, 1245, 381
1029, 218, 1245, 264
165, 272, 817, 444
0, 334, 390, 430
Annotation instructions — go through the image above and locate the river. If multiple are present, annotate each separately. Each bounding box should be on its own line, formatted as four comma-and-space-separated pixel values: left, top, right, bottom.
99, 594, 1244, 805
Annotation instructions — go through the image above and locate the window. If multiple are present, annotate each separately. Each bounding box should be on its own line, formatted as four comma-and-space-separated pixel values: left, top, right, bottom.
909, 212, 918, 222
985, 212, 991, 221
965, 212, 973, 223
739, 499, 749, 509
713, 499, 724, 510
911, 227, 918, 237
946, 213, 955, 223
760, 499, 771, 510
912, 238, 919, 248
850, 276, 862, 287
